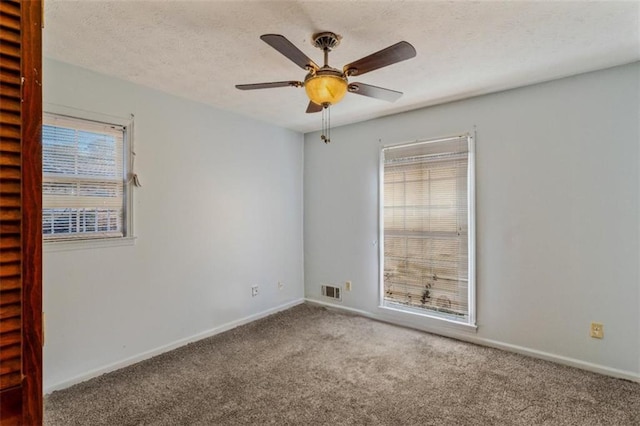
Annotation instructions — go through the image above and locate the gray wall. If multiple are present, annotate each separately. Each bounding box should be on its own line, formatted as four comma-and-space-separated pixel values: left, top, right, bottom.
304, 63, 640, 379
43, 59, 305, 392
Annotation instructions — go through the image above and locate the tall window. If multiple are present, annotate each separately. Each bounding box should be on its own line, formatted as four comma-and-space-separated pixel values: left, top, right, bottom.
42, 113, 129, 242
381, 134, 475, 325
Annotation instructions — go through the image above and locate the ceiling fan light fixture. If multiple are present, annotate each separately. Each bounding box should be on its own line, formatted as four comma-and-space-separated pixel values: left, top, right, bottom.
304, 72, 348, 106
237, 32, 417, 143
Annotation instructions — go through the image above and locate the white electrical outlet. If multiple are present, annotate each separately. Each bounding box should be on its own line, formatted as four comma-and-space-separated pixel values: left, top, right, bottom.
278, 281, 284, 290
251, 285, 259, 297
345, 281, 352, 291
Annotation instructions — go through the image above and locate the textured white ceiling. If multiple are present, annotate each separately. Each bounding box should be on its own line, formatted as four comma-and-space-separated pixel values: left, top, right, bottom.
43, 1, 640, 133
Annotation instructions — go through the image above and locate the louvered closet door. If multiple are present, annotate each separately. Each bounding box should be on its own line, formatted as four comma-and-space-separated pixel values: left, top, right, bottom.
0, 0, 43, 424
0, 0, 24, 393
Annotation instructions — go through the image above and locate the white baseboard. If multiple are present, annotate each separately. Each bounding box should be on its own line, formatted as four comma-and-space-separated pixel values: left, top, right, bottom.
44, 298, 305, 394
305, 298, 640, 384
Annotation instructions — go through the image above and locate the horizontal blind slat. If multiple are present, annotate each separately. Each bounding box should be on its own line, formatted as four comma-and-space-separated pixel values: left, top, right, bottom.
43, 196, 123, 209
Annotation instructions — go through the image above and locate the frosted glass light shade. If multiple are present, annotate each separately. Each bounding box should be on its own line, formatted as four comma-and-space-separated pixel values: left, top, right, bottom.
304, 74, 348, 106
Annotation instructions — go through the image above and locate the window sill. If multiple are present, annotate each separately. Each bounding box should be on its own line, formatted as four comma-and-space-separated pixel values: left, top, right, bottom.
43, 236, 136, 253
379, 302, 478, 333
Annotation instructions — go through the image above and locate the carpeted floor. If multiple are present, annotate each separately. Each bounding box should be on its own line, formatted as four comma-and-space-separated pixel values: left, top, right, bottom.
45, 304, 640, 425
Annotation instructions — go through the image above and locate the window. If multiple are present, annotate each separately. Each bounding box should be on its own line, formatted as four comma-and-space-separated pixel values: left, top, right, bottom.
42, 113, 130, 242
380, 134, 475, 325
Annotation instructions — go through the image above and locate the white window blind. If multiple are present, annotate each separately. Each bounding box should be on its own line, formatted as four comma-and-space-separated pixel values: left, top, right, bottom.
42, 113, 126, 241
382, 135, 471, 321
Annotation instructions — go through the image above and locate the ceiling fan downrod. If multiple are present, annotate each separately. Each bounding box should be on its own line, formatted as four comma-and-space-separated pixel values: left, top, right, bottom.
312, 32, 340, 68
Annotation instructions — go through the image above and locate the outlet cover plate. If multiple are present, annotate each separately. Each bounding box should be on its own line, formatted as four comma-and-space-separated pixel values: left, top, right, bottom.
590, 322, 604, 339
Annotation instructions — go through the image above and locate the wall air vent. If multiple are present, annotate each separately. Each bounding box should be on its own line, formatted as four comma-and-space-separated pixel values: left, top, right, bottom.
321, 284, 341, 301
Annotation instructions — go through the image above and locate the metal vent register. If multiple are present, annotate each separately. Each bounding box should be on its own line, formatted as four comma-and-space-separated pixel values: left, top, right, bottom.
321, 285, 341, 301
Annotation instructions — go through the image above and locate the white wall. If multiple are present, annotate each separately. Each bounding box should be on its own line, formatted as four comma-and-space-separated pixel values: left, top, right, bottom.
304, 63, 640, 380
43, 59, 304, 392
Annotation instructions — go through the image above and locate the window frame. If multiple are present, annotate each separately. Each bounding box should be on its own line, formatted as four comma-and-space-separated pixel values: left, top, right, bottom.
378, 133, 476, 327
42, 105, 135, 252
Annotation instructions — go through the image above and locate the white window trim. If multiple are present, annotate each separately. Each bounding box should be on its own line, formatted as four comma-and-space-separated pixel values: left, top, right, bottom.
43, 236, 137, 253
43, 103, 135, 251
378, 303, 478, 333
378, 132, 476, 328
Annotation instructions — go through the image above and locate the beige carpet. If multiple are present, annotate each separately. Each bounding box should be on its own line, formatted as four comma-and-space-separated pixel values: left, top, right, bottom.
45, 304, 640, 425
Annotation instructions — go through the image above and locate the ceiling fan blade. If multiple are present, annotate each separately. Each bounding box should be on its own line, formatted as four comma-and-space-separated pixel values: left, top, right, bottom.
236, 81, 303, 90
343, 41, 416, 77
348, 83, 403, 102
261, 34, 319, 71
306, 101, 323, 114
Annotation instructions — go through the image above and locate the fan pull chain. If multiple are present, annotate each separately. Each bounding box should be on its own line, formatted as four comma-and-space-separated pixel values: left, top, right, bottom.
321, 105, 331, 144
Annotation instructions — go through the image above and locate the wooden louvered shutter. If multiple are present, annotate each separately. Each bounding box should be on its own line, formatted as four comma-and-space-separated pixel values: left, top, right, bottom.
0, 0, 43, 424
0, 0, 24, 393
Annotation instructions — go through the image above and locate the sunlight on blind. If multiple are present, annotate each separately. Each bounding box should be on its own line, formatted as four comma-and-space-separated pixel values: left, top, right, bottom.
383, 136, 469, 319
43, 113, 125, 241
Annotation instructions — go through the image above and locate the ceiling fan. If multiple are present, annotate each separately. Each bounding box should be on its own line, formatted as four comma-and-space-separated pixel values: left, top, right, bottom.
236, 32, 417, 114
